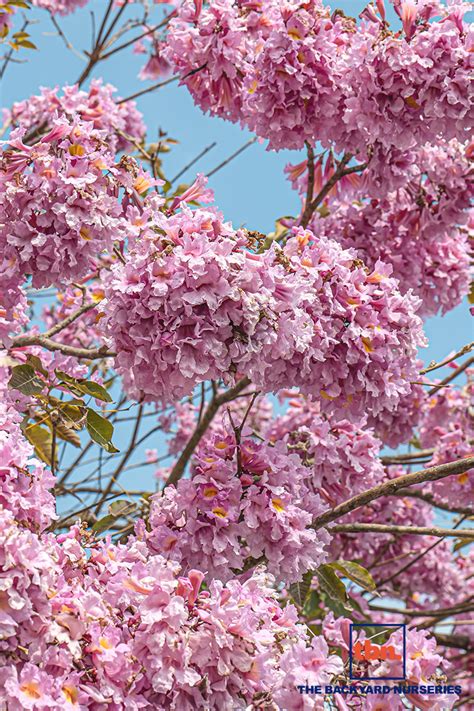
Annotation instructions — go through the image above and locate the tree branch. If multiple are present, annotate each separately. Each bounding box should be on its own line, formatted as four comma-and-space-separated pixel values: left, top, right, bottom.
300, 153, 367, 228
328, 523, 474, 539
393, 489, 474, 516
421, 342, 474, 375
312, 457, 474, 529
427, 355, 474, 396
299, 142, 315, 228
11, 335, 115, 360
93, 403, 144, 515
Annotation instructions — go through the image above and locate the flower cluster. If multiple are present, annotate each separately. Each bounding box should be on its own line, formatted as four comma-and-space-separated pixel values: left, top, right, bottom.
0, 397, 56, 532
267, 392, 385, 506
166, 0, 473, 153
102, 207, 425, 419
0, 503, 350, 710
0, 119, 136, 288
4, 80, 146, 154
147, 424, 330, 583
0, 262, 28, 348
290, 140, 472, 317
419, 381, 474, 506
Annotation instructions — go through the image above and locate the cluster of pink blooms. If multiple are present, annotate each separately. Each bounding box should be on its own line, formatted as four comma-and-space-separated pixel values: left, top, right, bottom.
287, 139, 473, 317
147, 423, 330, 582
3, 80, 146, 154
418, 380, 474, 505
266, 392, 385, 506
0, 117, 149, 288
0, 263, 28, 348
0, 396, 56, 532
166, 0, 473, 154
102, 204, 425, 420
2, 505, 332, 710
366, 375, 427, 449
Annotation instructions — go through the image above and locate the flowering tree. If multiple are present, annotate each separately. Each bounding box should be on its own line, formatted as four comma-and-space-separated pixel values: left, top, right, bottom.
0, 0, 473, 708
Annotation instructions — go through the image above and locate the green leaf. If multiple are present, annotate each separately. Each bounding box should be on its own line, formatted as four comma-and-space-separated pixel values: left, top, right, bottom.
92, 514, 116, 534
86, 409, 119, 453
24, 423, 55, 466
9, 364, 45, 396
108, 499, 136, 517
329, 560, 377, 592
453, 538, 472, 553
77, 380, 112, 402
289, 570, 314, 608
26, 354, 48, 378
55, 370, 112, 402
316, 564, 347, 603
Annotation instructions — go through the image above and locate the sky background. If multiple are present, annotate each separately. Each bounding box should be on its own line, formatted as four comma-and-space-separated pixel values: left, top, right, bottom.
1, 0, 472, 515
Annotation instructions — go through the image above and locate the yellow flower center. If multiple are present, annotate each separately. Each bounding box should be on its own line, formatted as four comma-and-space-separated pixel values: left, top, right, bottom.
20, 682, 42, 700
68, 144, 86, 157
212, 506, 228, 519
63, 686, 79, 704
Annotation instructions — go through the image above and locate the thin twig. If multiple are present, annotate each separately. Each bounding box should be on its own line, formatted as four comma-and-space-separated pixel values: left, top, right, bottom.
206, 137, 257, 179
328, 523, 474, 539
93, 403, 144, 515
427, 356, 474, 396
299, 142, 315, 228
393, 490, 474, 516
300, 153, 367, 228
171, 142, 217, 184
43, 301, 98, 339
11, 335, 115, 360
420, 342, 474, 375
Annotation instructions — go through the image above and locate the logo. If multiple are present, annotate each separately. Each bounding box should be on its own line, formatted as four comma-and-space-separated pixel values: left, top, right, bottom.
349, 623, 406, 681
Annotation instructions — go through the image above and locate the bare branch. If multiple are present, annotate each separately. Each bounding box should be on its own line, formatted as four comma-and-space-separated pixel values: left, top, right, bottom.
312, 456, 474, 529
328, 523, 474, 539
11, 335, 115, 360
421, 342, 474, 375
206, 137, 257, 179
427, 355, 474, 396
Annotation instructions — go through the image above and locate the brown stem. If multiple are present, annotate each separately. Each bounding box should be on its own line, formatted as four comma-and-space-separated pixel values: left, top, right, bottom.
299, 142, 315, 228
312, 456, 474, 529
370, 603, 474, 619
42, 301, 98, 339
380, 449, 434, 464
206, 138, 257, 179
11, 335, 115, 360
427, 355, 474, 396
393, 489, 474, 516
421, 342, 474, 375
328, 523, 474, 539
300, 153, 367, 229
